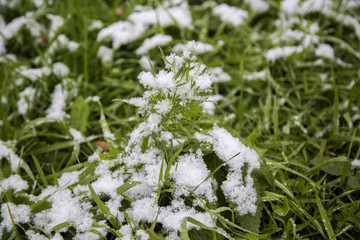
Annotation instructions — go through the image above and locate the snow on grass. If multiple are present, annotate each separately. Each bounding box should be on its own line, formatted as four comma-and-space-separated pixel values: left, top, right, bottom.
135, 34, 172, 55
208, 67, 231, 82
196, 125, 260, 215
33, 187, 95, 234
0, 175, 28, 194
16, 66, 51, 82
170, 150, 217, 202
17, 86, 36, 115
47, 14, 64, 39
244, 0, 269, 13
243, 70, 266, 81
45, 83, 68, 121
139, 55, 154, 70
351, 159, 360, 169
0, 203, 31, 234
173, 41, 213, 54
69, 128, 85, 145
0, 141, 23, 172
97, 45, 113, 66
213, 4, 248, 27
265, 46, 304, 61
98, 2, 191, 49
315, 44, 335, 59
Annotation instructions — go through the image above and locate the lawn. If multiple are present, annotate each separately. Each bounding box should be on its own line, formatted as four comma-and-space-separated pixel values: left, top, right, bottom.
0, 0, 360, 239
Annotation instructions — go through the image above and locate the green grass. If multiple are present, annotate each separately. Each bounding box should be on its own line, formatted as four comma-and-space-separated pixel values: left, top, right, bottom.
1, 0, 360, 239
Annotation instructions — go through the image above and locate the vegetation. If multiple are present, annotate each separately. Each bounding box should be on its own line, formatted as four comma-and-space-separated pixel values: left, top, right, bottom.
0, 0, 359, 239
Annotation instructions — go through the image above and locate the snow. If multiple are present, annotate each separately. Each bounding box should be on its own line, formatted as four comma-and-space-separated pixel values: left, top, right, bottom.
282, 0, 300, 15
16, 66, 51, 82
0, 174, 28, 194
265, 46, 304, 61
45, 83, 68, 121
97, 45, 113, 66
154, 99, 172, 115
0, 203, 31, 232
209, 67, 231, 82
0, 140, 24, 172
26, 230, 49, 240
173, 41, 213, 55
139, 55, 154, 70
1, 16, 27, 39
243, 70, 266, 80
47, 34, 79, 56
195, 125, 260, 215
52, 62, 70, 76
17, 87, 36, 115
351, 159, 360, 169
136, 34, 172, 55
89, 20, 103, 31
315, 44, 335, 59
213, 4, 248, 27
170, 150, 217, 202
98, 2, 191, 48
69, 128, 86, 145
47, 14, 64, 39
244, 0, 269, 13
97, 21, 147, 49
33, 187, 94, 234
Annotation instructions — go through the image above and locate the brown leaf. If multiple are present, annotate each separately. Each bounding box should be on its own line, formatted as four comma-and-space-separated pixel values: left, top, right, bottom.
93, 141, 109, 150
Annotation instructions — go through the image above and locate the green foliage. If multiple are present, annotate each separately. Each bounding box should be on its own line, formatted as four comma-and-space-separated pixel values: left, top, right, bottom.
0, 0, 360, 239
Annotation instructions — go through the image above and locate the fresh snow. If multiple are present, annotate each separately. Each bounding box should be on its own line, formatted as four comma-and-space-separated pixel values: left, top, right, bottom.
135, 34, 172, 55
213, 4, 248, 27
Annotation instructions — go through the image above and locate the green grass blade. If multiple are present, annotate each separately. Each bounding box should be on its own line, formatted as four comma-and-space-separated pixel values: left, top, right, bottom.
116, 181, 142, 195
31, 154, 48, 186
164, 144, 183, 181
316, 193, 336, 240
87, 183, 120, 229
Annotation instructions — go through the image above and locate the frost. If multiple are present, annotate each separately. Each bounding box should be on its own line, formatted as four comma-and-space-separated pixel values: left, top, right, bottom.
0, 175, 28, 194
213, 4, 248, 27
136, 34, 172, 55
17, 87, 36, 115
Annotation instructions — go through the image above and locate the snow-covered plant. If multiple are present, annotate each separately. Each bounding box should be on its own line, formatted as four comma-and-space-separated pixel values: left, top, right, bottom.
0, 42, 261, 239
